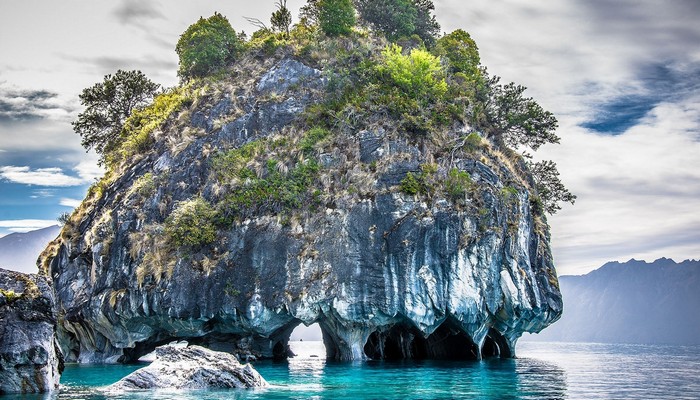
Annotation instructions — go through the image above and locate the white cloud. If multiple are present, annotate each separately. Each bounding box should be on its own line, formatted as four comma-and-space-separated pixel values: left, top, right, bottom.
539, 97, 700, 274
0, 166, 86, 186
73, 157, 104, 183
59, 197, 83, 208
0, 219, 57, 233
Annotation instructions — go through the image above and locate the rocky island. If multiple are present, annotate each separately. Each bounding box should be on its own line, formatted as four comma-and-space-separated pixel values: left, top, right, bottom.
2, 2, 574, 393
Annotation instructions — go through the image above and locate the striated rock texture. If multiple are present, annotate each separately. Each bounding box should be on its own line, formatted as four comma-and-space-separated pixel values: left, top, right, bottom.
43, 53, 562, 364
109, 344, 267, 390
0, 268, 62, 394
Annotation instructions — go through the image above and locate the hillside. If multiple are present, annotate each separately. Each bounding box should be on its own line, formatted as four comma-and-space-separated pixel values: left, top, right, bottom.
0, 225, 60, 274
528, 258, 700, 345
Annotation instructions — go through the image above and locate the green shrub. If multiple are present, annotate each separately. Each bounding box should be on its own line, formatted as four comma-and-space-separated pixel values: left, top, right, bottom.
400, 172, 420, 195
463, 132, 484, 152
300, 127, 331, 155
132, 172, 156, 198
319, 0, 356, 37
380, 44, 447, 102
444, 168, 473, 202
0, 288, 21, 303
165, 197, 218, 247
176, 12, 243, 79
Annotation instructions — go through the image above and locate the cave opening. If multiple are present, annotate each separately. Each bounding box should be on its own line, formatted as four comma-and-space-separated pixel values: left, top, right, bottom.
423, 319, 479, 360
480, 328, 511, 359
363, 319, 481, 361
288, 322, 327, 359
364, 324, 427, 360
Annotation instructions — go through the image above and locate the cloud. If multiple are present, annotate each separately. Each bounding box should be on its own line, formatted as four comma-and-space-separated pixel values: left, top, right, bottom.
30, 189, 57, 199
59, 197, 82, 208
60, 54, 177, 79
539, 97, 700, 274
0, 166, 86, 187
0, 83, 76, 122
113, 0, 164, 26
73, 158, 104, 183
0, 219, 58, 233
581, 62, 700, 134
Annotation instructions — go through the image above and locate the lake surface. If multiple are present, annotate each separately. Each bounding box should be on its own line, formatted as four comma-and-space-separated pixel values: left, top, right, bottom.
9, 341, 700, 399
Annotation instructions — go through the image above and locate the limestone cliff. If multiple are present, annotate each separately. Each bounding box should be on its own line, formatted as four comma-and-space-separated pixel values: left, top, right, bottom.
42, 48, 562, 363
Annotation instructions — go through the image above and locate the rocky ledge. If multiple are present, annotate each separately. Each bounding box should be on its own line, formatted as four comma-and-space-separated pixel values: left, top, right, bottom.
0, 268, 62, 394
108, 345, 267, 390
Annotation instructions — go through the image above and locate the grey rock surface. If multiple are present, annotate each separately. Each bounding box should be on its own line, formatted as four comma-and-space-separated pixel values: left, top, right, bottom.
0, 268, 61, 394
44, 56, 562, 364
108, 344, 267, 390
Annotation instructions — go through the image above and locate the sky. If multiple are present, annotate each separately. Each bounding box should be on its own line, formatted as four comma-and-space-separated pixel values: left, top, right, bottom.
0, 0, 698, 275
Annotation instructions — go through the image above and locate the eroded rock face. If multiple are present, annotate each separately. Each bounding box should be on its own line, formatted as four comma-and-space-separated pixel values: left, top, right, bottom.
44, 56, 562, 364
108, 345, 267, 390
0, 268, 62, 394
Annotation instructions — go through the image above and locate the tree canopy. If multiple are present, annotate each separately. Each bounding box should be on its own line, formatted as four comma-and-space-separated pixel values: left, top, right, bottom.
319, 0, 356, 37
72, 70, 159, 163
434, 29, 481, 77
271, 0, 292, 37
354, 0, 440, 45
476, 74, 559, 151
175, 12, 243, 79
529, 160, 577, 214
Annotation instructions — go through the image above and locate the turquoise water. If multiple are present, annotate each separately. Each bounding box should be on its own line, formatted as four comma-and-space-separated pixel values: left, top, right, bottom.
8, 342, 700, 399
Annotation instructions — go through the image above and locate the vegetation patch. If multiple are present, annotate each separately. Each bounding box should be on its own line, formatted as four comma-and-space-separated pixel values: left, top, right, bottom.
0, 288, 21, 303
212, 127, 329, 222
165, 197, 218, 248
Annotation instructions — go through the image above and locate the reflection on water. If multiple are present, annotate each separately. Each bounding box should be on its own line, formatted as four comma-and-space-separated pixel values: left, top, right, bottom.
257, 340, 567, 399
10, 341, 700, 399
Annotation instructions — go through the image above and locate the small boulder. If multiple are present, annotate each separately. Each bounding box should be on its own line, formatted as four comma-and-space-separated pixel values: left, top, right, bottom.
108, 345, 268, 390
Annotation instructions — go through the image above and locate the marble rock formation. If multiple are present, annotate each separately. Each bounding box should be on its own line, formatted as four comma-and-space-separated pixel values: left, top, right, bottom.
108, 344, 267, 390
0, 268, 62, 394
43, 56, 562, 364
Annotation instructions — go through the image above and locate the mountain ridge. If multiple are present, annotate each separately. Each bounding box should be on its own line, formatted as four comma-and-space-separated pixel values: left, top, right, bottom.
0, 225, 60, 274
529, 258, 700, 345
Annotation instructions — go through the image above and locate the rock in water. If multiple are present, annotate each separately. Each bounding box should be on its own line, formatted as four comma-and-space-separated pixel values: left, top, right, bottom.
43, 54, 562, 363
108, 345, 267, 390
0, 268, 62, 394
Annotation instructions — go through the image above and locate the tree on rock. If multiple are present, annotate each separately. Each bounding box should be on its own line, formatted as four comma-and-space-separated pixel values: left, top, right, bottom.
176, 12, 243, 80
271, 0, 293, 37
72, 70, 159, 163
299, 0, 321, 25
529, 160, 577, 214
477, 74, 559, 151
319, 0, 356, 37
354, 0, 439, 45
434, 29, 481, 78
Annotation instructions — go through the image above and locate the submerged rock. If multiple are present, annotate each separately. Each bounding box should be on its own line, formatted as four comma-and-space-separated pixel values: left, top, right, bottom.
109, 345, 267, 390
43, 55, 562, 364
0, 268, 62, 394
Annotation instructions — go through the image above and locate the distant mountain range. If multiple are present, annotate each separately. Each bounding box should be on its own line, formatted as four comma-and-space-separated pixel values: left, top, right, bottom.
528, 258, 700, 345
0, 225, 60, 274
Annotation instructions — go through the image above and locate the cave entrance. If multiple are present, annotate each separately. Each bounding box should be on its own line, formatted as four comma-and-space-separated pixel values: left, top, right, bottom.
423, 319, 479, 360
480, 328, 511, 359
288, 323, 326, 359
363, 319, 481, 361
364, 324, 427, 360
